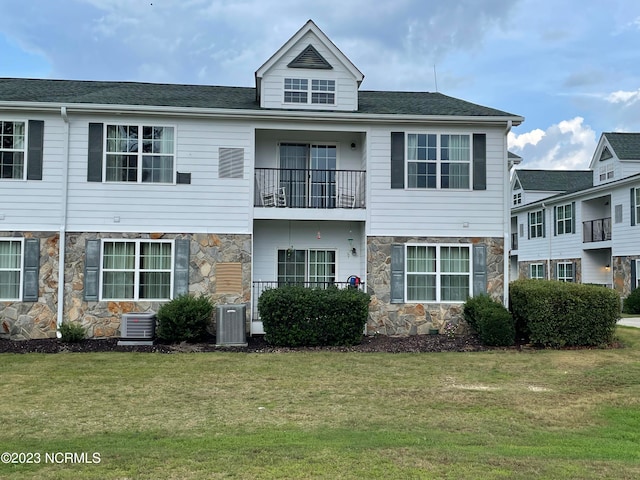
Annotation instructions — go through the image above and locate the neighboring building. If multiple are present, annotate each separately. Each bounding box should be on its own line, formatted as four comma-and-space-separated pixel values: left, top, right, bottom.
510, 132, 640, 299
0, 20, 523, 340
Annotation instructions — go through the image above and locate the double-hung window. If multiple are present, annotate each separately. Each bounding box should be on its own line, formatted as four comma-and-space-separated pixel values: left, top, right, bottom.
0, 121, 25, 180
529, 210, 545, 238
406, 245, 470, 302
0, 239, 22, 300
101, 240, 173, 300
407, 133, 470, 189
513, 192, 522, 205
284, 78, 308, 103
556, 203, 573, 235
311, 80, 335, 104
277, 249, 336, 286
284, 79, 335, 105
530, 263, 544, 279
557, 262, 574, 282
634, 188, 640, 225
105, 125, 174, 183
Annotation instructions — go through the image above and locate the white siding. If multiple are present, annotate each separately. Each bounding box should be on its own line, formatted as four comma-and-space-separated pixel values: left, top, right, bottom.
367, 125, 508, 237
65, 115, 253, 234
0, 113, 65, 231
611, 184, 640, 256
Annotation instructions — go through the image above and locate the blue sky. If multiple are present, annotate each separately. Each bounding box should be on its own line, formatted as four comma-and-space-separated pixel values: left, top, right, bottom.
1, 0, 639, 170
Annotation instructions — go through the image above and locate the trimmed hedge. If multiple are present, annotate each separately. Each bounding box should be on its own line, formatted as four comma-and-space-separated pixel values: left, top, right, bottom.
510, 279, 620, 348
623, 288, 640, 314
463, 295, 515, 346
156, 294, 215, 343
258, 286, 370, 347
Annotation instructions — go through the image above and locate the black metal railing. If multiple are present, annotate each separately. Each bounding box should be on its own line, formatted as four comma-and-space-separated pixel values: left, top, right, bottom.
255, 168, 365, 208
511, 233, 518, 250
583, 217, 612, 243
251, 280, 365, 320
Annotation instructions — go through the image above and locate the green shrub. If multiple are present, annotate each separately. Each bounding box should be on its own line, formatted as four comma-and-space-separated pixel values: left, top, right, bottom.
463, 294, 497, 333
156, 295, 215, 343
510, 279, 620, 348
623, 288, 640, 314
476, 302, 515, 346
59, 322, 86, 342
258, 286, 370, 347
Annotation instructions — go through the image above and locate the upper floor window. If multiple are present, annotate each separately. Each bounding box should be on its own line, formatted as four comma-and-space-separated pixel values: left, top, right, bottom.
407, 133, 470, 189
634, 187, 640, 226
599, 163, 614, 181
406, 244, 470, 302
105, 125, 174, 183
0, 239, 22, 300
557, 262, 574, 282
284, 78, 335, 105
513, 192, 522, 205
555, 203, 573, 235
0, 121, 25, 180
528, 210, 545, 238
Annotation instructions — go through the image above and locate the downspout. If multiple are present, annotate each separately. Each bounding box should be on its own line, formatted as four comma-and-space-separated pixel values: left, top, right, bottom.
56, 106, 70, 337
542, 202, 551, 279
503, 120, 512, 307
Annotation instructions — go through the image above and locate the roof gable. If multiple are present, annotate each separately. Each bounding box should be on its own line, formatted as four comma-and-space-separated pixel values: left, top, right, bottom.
288, 44, 333, 69
514, 169, 593, 193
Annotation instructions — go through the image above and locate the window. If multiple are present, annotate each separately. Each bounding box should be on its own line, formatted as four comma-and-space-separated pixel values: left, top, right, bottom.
101, 240, 173, 300
0, 239, 22, 300
556, 203, 573, 235
513, 192, 522, 205
634, 188, 640, 225
105, 125, 174, 183
530, 263, 544, 279
406, 245, 470, 302
0, 121, 25, 179
557, 262, 574, 282
599, 163, 614, 181
407, 133, 470, 189
284, 79, 335, 105
528, 210, 545, 238
277, 249, 336, 286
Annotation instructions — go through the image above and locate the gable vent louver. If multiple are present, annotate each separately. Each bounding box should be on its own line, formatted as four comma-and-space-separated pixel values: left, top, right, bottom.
288, 45, 333, 69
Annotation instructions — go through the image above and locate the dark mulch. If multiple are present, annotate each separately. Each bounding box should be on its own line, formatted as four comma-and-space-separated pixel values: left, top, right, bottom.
0, 334, 490, 354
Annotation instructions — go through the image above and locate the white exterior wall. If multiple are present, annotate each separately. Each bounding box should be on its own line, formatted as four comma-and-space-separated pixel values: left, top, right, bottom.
611, 183, 640, 256
64, 114, 254, 234
0, 112, 65, 231
367, 125, 508, 237
259, 32, 358, 112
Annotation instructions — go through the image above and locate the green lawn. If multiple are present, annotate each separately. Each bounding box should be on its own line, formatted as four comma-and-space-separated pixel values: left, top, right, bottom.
1, 328, 639, 479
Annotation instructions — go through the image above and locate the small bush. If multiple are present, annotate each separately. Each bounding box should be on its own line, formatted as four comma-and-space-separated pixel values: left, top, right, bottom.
476, 302, 515, 346
59, 322, 86, 342
156, 295, 215, 343
259, 286, 370, 347
463, 294, 497, 333
623, 288, 640, 314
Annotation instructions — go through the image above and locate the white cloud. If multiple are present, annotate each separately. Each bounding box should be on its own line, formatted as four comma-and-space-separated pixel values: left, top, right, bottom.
510, 117, 597, 170
605, 89, 640, 105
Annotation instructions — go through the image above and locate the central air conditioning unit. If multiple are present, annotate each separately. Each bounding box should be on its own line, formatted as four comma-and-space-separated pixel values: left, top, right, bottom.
118, 312, 156, 346
216, 304, 247, 346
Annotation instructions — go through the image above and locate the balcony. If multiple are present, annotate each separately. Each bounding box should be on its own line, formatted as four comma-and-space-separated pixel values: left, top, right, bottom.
255, 168, 365, 209
583, 217, 612, 243
511, 233, 518, 251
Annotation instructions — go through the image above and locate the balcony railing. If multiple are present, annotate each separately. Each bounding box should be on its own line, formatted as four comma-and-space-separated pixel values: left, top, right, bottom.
255, 168, 365, 209
252, 280, 365, 320
511, 233, 518, 250
583, 217, 612, 243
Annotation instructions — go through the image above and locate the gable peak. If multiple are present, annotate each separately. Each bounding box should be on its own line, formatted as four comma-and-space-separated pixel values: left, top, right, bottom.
288, 44, 333, 70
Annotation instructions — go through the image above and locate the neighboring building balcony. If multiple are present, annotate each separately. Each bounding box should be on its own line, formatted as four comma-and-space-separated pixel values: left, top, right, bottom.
511, 233, 518, 251
583, 217, 612, 243
254, 168, 366, 220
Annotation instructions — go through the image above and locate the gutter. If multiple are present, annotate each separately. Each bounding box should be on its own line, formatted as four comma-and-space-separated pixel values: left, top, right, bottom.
56, 106, 70, 337
503, 120, 513, 307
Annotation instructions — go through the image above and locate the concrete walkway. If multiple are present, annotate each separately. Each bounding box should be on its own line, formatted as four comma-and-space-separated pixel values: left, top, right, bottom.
617, 317, 640, 328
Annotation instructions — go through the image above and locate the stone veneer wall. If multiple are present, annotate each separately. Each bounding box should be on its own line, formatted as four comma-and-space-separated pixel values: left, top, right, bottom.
613, 255, 639, 299
1, 232, 251, 340
367, 236, 504, 336
518, 258, 582, 282
0, 232, 59, 340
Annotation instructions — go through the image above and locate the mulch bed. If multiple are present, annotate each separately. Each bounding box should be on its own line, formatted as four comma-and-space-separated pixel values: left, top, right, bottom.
0, 334, 490, 354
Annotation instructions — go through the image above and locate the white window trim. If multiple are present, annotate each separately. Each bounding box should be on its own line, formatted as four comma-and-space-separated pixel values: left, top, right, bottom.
635, 188, 640, 225
599, 163, 614, 181
405, 132, 473, 191
0, 238, 24, 301
404, 243, 473, 303
0, 120, 28, 181
99, 239, 175, 301
275, 247, 338, 285
102, 123, 177, 184
556, 203, 573, 235
513, 192, 522, 205
557, 262, 574, 282
530, 263, 544, 279
529, 210, 544, 238
283, 78, 336, 106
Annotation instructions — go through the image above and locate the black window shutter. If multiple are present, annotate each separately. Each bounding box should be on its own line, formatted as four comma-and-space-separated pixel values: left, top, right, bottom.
473, 244, 487, 295
27, 120, 44, 180
390, 244, 405, 303
84, 239, 101, 301
542, 209, 546, 238
553, 206, 557, 236
87, 123, 103, 182
571, 201, 576, 234
173, 239, 190, 297
631, 260, 637, 292
631, 188, 637, 226
472, 133, 486, 190
390, 132, 404, 189
22, 238, 40, 301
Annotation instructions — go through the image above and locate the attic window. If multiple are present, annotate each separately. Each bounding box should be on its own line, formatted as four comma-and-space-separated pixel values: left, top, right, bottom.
599, 147, 613, 161
284, 78, 335, 105
288, 45, 332, 69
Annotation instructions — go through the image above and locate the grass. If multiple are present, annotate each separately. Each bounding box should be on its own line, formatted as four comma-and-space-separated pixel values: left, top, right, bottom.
1, 328, 639, 479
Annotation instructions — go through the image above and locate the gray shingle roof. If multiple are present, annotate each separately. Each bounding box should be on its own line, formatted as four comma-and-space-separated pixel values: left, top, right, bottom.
0, 78, 521, 118
603, 132, 640, 160
515, 169, 593, 193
